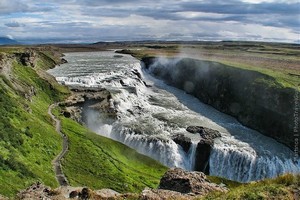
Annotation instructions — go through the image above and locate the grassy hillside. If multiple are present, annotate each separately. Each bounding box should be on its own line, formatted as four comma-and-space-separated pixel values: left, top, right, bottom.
59, 116, 167, 193
203, 174, 300, 200
0, 47, 167, 197
0, 48, 69, 196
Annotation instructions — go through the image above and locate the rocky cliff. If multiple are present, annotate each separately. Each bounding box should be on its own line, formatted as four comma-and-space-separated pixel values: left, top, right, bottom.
141, 57, 297, 150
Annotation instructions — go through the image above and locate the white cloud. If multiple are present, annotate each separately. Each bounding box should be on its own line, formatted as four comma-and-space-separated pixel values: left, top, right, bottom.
241, 0, 298, 3
0, 0, 298, 43
6, 34, 14, 39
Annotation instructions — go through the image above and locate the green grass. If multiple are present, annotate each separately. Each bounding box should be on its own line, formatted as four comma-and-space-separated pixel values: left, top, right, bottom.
210, 59, 300, 89
0, 51, 67, 196
201, 174, 299, 200
60, 115, 168, 193
119, 42, 300, 89
0, 47, 167, 197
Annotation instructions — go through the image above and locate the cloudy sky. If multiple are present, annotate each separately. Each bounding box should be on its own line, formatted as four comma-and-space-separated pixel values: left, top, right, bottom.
0, 0, 299, 43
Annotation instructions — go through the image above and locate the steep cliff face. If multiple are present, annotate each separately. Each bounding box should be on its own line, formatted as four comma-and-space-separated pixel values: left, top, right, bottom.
142, 57, 296, 150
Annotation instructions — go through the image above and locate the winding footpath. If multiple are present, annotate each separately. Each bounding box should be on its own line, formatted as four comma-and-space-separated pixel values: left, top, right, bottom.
48, 103, 69, 186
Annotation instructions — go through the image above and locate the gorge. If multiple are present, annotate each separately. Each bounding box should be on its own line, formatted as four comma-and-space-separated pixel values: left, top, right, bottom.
48, 50, 300, 183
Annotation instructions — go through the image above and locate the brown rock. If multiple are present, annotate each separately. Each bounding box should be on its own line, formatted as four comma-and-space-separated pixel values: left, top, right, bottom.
158, 168, 227, 195
79, 188, 91, 200
140, 188, 192, 200
69, 190, 78, 198
172, 134, 192, 153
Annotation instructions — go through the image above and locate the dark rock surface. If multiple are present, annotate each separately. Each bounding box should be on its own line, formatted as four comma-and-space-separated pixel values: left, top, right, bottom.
132, 69, 142, 79
195, 140, 212, 173
186, 126, 203, 134
61, 58, 68, 64
79, 188, 91, 200
69, 190, 78, 198
63, 87, 118, 122
142, 57, 296, 150
186, 126, 220, 139
185, 126, 221, 173
158, 168, 227, 195
15, 51, 36, 67
17, 182, 62, 200
172, 134, 192, 153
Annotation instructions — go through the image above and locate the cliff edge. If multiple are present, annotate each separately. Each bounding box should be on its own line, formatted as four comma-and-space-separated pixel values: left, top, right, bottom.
141, 57, 298, 150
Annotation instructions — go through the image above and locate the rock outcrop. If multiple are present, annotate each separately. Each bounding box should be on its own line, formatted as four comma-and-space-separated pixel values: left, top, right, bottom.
195, 140, 212, 173
15, 169, 228, 200
62, 86, 118, 123
186, 126, 221, 140
17, 182, 65, 200
15, 50, 37, 67
158, 168, 227, 195
172, 134, 192, 153
142, 57, 297, 150
184, 126, 221, 173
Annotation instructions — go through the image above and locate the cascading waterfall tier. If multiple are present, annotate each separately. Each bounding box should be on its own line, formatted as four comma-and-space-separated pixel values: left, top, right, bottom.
48, 51, 300, 182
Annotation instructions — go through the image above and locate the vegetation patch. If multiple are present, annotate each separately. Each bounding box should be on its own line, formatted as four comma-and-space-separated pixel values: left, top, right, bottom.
0, 48, 67, 196
0, 47, 167, 197
201, 174, 299, 200
59, 115, 168, 193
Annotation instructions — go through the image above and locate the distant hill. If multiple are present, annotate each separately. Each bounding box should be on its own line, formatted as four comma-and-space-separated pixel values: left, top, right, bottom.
0, 37, 19, 45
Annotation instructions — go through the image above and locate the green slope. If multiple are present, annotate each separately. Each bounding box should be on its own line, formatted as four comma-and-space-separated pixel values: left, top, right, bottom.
0, 49, 68, 196
60, 116, 167, 192
0, 47, 167, 197
203, 174, 300, 200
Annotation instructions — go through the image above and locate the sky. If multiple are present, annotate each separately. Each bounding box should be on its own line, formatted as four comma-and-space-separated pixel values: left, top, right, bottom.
0, 0, 299, 44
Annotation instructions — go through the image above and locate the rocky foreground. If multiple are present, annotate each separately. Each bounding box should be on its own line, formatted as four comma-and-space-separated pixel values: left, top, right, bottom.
13, 168, 227, 200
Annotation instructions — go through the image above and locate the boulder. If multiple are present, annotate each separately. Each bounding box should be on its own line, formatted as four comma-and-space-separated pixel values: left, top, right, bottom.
61, 58, 68, 64
79, 187, 91, 200
186, 126, 220, 139
159, 168, 227, 195
172, 134, 192, 153
199, 128, 221, 141
69, 190, 79, 198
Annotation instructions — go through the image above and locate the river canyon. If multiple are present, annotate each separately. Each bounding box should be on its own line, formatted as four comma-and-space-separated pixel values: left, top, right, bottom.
48, 51, 300, 183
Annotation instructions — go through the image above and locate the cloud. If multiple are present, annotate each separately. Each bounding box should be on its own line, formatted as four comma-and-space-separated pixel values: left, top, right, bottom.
0, 0, 298, 43
6, 34, 14, 39
0, 0, 54, 15
5, 21, 24, 27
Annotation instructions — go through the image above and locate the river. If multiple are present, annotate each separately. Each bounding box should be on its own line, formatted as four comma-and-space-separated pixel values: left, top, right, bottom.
48, 51, 300, 182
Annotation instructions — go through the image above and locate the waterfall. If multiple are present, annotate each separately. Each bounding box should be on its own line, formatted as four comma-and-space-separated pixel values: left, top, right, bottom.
185, 142, 198, 171
109, 125, 187, 168
48, 51, 300, 183
209, 146, 300, 182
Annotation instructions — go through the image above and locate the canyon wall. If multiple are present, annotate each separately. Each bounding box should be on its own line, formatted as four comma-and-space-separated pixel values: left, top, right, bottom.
142, 57, 296, 150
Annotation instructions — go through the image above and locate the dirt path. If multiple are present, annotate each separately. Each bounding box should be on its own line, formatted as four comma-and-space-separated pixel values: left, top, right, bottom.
48, 103, 69, 186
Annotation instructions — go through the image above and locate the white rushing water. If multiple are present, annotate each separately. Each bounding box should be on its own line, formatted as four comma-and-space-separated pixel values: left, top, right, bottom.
48, 51, 300, 182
